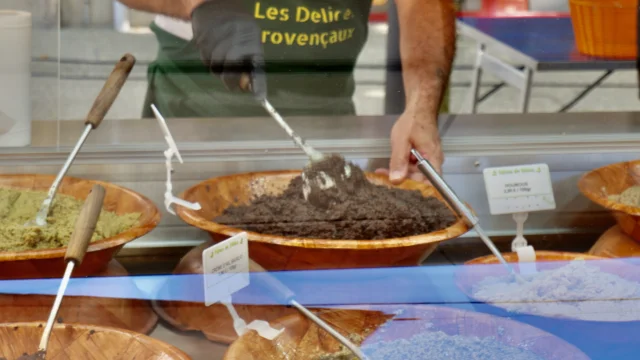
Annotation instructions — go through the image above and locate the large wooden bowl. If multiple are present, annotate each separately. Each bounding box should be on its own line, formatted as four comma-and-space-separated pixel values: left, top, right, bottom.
0, 174, 160, 279
153, 242, 299, 344
176, 171, 469, 270
456, 251, 640, 353
224, 305, 589, 360
589, 225, 640, 258
0, 260, 158, 334
578, 160, 640, 242
0, 322, 190, 359
456, 251, 620, 322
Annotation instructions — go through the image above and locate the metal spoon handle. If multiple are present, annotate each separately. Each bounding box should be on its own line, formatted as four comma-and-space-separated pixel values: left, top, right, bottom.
249, 260, 368, 360
411, 149, 515, 272
411, 150, 478, 226
238, 72, 323, 161
260, 99, 324, 161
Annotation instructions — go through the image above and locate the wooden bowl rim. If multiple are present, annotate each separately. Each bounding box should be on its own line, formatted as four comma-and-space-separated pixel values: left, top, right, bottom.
455, 250, 640, 323
578, 160, 640, 216
2, 322, 190, 359
176, 170, 469, 249
224, 304, 590, 360
0, 174, 161, 261
463, 250, 606, 265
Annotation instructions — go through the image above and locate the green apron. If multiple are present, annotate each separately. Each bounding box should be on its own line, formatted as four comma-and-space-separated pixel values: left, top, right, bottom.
143, 0, 449, 118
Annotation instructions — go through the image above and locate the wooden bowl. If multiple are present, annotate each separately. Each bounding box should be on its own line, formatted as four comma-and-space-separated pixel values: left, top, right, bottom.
456, 251, 640, 353
457, 251, 613, 319
176, 171, 469, 270
457, 251, 640, 322
0, 322, 190, 359
224, 305, 589, 360
578, 160, 640, 242
153, 242, 299, 344
589, 225, 640, 258
0, 260, 158, 334
0, 174, 160, 279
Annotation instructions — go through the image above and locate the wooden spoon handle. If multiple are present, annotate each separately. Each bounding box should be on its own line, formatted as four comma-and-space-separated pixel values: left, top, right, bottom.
85, 53, 136, 129
65, 184, 106, 265
249, 259, 296, 304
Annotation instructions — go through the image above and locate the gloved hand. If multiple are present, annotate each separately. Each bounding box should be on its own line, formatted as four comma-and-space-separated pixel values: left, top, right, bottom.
191, 0, 267, 98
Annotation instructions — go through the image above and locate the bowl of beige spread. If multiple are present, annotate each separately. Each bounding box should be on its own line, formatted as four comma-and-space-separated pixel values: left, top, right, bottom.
0, 174, 160, 279
579, 160, 640, 243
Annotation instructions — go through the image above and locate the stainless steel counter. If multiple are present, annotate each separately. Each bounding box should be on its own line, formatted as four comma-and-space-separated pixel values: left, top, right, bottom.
3, 112, 639, 249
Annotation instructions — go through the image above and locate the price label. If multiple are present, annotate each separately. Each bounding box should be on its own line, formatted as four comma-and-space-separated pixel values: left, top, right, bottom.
483, 164, 556, 215
202, 232, 250, 306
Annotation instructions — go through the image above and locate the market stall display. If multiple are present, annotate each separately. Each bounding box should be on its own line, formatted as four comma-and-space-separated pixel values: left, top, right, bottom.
164, 162, 470, 344
0, 174, 160, 279
224, 305, 589, 360
176, 171, 469, 271
0, 322, 190, 360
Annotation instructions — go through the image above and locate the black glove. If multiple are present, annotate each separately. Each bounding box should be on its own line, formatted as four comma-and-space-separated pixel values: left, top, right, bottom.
191, 0, 267, 98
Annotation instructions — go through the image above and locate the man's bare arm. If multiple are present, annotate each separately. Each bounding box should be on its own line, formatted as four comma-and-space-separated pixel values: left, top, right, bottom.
395, 0, 456, 119
117, 0, 205, 20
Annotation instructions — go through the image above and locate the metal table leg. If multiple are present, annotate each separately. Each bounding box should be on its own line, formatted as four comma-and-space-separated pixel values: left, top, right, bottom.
520, 67, 533, 113
384, 0, 405, 115
469, 43, 485, 114
558, 70, 614, 113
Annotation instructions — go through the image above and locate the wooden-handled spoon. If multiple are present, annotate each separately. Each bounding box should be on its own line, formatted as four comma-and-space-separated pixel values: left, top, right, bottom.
239, 73, 324, 161
26, 54, 135, 227
37, 184, 106, 356
240, 73, 354, 202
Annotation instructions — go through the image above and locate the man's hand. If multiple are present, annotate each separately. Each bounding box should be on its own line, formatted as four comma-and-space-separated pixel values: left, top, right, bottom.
191, 0, 267, 98
377, 0, 454, 184
376, 109, 443, 184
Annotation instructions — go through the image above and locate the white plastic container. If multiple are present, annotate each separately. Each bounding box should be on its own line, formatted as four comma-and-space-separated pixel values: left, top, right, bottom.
0, 10, 32, 147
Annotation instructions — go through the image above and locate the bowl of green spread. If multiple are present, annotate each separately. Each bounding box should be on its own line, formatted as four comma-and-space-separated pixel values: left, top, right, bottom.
0, 174, 160, 279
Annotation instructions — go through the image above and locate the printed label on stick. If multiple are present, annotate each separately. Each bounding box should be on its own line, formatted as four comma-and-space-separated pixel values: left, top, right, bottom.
202, 233, 250, 306
483, 164, 556, 215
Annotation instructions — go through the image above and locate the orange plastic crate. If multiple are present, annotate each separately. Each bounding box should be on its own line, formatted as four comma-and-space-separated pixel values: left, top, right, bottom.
569, 0, 638, 58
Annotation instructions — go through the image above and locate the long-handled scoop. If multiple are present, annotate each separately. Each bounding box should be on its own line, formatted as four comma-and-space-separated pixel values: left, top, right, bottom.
239, 74, 324, 161
411, 149, 521, 279
38, 184, 106, 355
240, 75, 354, 200
26, 54, 136, 227
259, 98, 325, 162
249, 259, 369, 360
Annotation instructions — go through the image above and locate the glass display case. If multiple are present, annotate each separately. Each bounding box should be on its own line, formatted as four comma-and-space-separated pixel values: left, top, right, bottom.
0, 0, 639, 359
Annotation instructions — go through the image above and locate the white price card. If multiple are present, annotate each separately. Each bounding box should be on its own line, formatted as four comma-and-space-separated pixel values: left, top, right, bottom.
202, 232, 250, 306
483, 164, 556, 215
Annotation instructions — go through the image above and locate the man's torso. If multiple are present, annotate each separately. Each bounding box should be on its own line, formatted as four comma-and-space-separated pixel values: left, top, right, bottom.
146, 0, 373, 117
